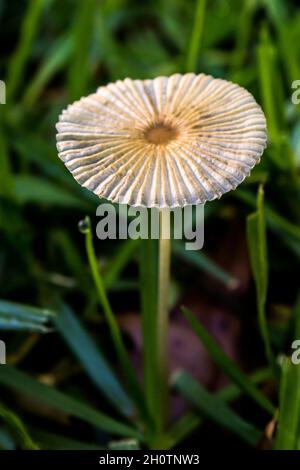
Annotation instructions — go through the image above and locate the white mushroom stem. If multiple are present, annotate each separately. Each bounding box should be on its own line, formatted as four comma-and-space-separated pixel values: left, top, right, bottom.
157, 208, 171, 427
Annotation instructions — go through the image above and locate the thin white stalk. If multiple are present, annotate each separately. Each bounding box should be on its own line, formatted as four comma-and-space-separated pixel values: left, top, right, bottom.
157, 208, 171, 429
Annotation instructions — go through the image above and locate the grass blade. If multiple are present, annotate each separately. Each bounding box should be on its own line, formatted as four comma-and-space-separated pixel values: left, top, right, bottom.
168, 368, 272, 447
174, 371, 261, 446
22, 35, 73, 108
0, 299, 55, 322
68, 0, 97, 100
167, 412, 201, 448
231, 0, 257, 70
7, 0, 47, 100
14, 175, 91, 210
0, 428, 14, 450
186, 0, 206, 72
0, 130, 14, 198
246, 186, 278, 378
236, 189, 300, 259
140, 237, 159, 431
0, 299, 55, 332
173, 241, 238, 288
182, 306, 275, 414
81, 216, 150, 425
275, 357, 300, 449
104, 239, 138, 289
54, 302, 134, 417
0, 318, 51, 333
0, 365, 142, 440
0, 402, 38, 450
31, 428, 104, 450
257, 25, 281, 144
264, 0, 300, 88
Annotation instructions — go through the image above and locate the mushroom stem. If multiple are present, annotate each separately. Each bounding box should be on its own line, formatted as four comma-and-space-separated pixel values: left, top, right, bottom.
157, 208, 171, 429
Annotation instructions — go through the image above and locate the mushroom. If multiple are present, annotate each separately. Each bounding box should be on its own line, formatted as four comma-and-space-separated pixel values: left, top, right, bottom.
56, 73, 266, 208
56, 72, 267, 425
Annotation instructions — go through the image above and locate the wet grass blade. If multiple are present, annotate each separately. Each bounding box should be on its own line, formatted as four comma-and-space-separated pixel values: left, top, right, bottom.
82, 217, 150, 425
182, 307, 275, 414
0, 299, 55, 332
0, 366, 142, 440
54, 302, 134, 417
0, 318, 52, 333
174, 371, 262, 446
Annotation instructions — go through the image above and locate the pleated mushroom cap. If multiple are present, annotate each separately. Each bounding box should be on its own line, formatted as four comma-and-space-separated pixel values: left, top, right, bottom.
56, 73, 267, 208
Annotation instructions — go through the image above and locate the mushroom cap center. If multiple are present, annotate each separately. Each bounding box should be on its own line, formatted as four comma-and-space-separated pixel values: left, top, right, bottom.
145, 122, 178, 145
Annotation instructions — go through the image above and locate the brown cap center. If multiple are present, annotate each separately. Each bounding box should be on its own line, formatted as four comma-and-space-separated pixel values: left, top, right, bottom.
145, 122, 178, 145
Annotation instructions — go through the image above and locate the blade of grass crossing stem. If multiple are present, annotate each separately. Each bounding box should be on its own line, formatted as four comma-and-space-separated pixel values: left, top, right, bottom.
186, 0, 206, 72
275, 358, 300, 450
140, 237, 159, 431
68, 0, 97, 101
0, 366, 142, 440
173, 241, 238, 288
53, 302, 134, 417
247, 186, 278, 378
168, 368, 272, 447
0, 402, 38, 450
81, 216, 150, 425
7, 0, 47, 100
182, 307, 275, 414
104, 238, 139, 289
174, 371, 261, 446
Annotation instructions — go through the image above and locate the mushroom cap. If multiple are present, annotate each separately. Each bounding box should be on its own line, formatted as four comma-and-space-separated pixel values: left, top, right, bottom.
56, 73, 267, 208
